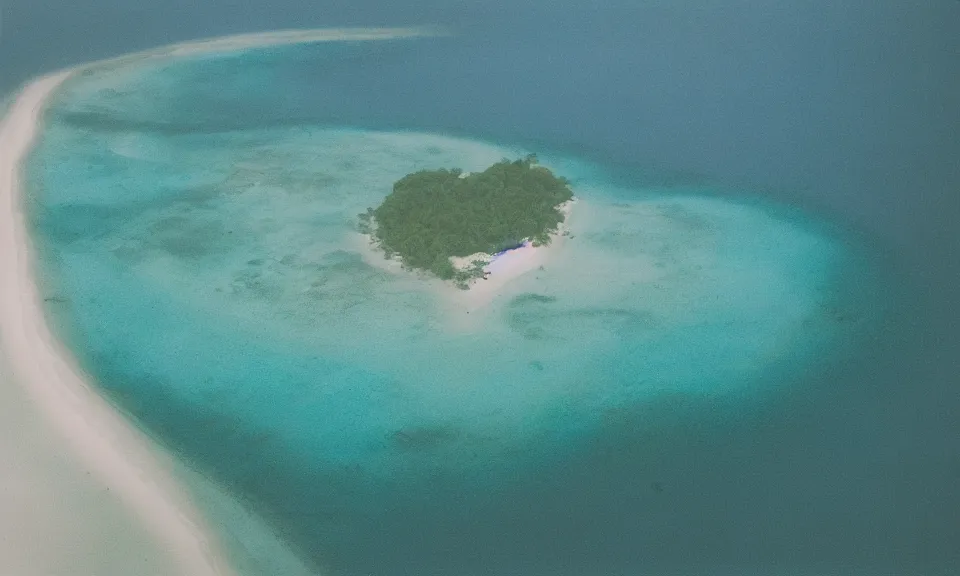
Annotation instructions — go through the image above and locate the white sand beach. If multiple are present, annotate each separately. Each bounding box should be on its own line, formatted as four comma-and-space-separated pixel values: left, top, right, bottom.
1, 28, 454, 575
0, 72, 230, 575
67, 27, 444, 84
356, 199, 577, 317
166, 26, 445, 57
0, 353, 184, 575
448, 199, 577, 312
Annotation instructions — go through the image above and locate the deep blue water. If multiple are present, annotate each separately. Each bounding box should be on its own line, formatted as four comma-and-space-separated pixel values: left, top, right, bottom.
5, 3, 960, 575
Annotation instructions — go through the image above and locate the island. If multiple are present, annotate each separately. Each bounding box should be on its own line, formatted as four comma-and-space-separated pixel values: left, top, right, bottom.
358, 155, 575, 289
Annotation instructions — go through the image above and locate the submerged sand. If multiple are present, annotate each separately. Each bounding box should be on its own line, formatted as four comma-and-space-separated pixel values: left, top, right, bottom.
1, 26, 447, 576
0, 71, 229, 576
1, 23, 875, 576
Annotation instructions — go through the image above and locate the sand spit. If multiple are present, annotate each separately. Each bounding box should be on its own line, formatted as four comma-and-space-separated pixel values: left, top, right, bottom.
66, 26, 446, 82
166, 26, 446, 57
453, 198, 577, 311
0, 354, 184, 575
0, 28, 452, 575
0, 72, 230, 575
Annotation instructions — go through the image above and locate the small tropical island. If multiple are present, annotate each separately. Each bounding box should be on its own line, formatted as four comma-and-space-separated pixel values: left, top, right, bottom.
358, 155, 575, 289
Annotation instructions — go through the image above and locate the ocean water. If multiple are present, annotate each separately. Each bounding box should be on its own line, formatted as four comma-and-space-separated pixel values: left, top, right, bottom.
26, 38, 897, 575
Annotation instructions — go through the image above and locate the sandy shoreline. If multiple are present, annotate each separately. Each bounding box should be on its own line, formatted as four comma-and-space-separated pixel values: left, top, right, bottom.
0, 347, 185, 574
356, 199, 577, 317
0, 26, 437, 576
445, 198, 577, 313
54, 26, 443, 91
1, 72, 231, 575
165, 26, 445, 57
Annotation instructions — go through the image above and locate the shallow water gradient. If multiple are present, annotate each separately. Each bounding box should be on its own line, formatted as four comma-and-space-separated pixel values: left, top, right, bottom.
27, 40, 888, 575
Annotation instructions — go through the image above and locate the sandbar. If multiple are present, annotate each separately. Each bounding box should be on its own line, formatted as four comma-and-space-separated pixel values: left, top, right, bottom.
0, 25, 439, 576
0, 71, 231, 575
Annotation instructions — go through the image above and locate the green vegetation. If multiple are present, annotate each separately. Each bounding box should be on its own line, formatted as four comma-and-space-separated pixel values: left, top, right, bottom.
359, 155, 573, 287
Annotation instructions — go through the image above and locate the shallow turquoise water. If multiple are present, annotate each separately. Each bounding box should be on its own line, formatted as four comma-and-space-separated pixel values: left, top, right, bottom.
26, 39, 883, 575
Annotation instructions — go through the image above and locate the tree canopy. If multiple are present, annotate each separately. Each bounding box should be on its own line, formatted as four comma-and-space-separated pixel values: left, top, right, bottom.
359, 155, 573, 286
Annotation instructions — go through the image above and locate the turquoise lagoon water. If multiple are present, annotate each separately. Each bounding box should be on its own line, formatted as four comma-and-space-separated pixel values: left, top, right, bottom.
26, 40, 883, 575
